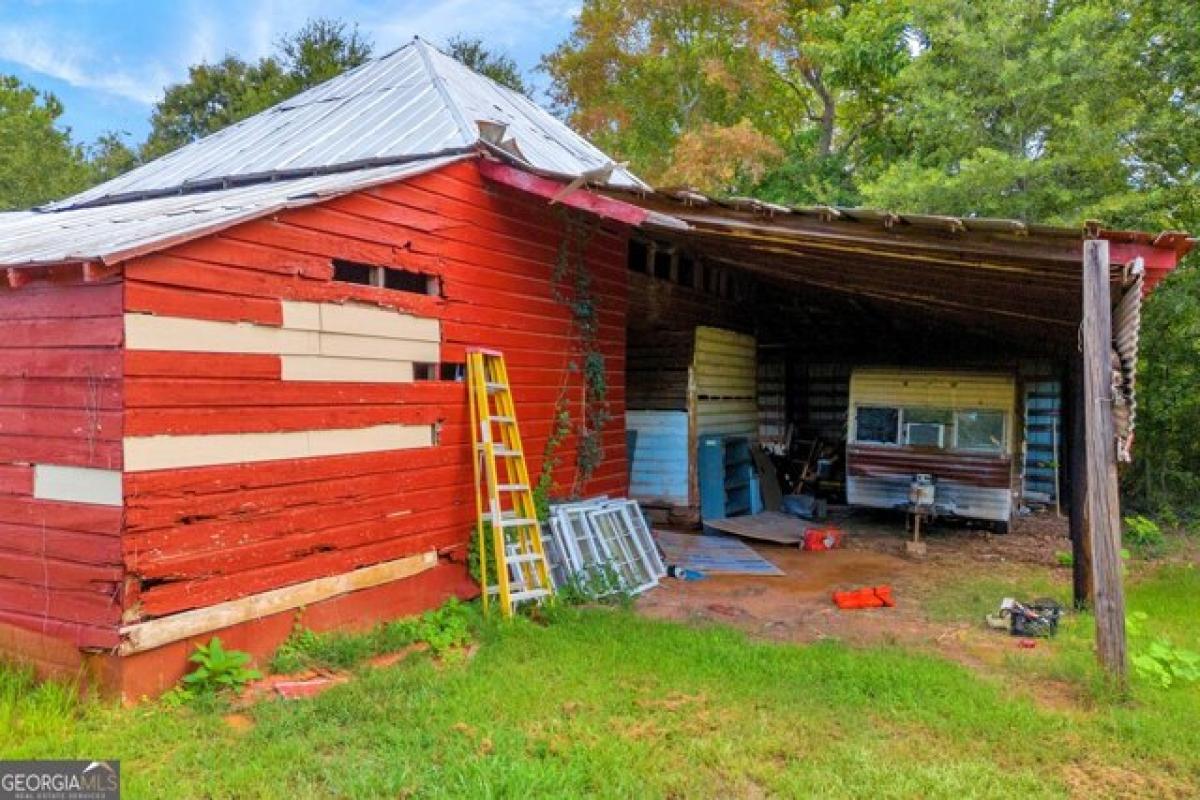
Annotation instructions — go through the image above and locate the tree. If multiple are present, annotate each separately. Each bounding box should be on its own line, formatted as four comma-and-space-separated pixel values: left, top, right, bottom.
543, 0, 908, 195
446, 35, 529, 95
141, 18, 372, 160
0, 75, 94, 209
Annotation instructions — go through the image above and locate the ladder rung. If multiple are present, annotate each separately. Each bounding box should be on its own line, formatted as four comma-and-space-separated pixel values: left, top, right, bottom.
506, 552, 546, 565
493, 447, 522, 458
508, 589, 552, 603
497, 517, 538, 528
490, 415, 515, 423
485, 382, 507, 393
497, 483, 529, 492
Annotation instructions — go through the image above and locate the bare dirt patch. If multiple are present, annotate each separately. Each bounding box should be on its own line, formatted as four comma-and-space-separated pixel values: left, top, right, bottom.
637, 510, 1080, 702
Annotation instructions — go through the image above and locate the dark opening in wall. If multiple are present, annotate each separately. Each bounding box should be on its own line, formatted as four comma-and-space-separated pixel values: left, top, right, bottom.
440, 362, 466, 381
413, 363, 438, 381
627, 239, 649, 273
385, 268, 440, 295
677, 254, 695, 288
653, 247, 673, 280
331, 259, 440, 295
332, 259, 374, 285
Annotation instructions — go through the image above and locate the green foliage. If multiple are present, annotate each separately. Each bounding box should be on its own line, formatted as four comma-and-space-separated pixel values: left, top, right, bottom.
1124, 514, 1166, 551
0, 76, 95, 209
1055, 551, 1074, 568
142, 18, 372, 160
1127, 265, 1200, 519
445, 35, 528, 95
1128, 611, 1200, 689
550, 209, 609, 492
270, 599, 475, 673
179, 637, 261, 698
532, 394, 572, 521
553, 565, 628, 608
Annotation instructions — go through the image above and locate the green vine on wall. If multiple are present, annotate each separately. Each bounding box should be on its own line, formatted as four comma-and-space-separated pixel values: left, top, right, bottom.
549, 207, 609, 495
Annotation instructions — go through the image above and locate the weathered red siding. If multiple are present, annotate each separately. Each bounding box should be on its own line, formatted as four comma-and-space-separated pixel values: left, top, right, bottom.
0, 281, 124, 653
121, 160, 629, 621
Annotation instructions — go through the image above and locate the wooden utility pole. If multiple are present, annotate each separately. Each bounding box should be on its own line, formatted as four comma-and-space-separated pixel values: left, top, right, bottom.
1081, 239, 1128, 686
1067, 357, 1093, 608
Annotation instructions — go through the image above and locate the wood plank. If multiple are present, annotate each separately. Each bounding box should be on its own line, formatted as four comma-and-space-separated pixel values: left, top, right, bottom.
119, 550, 437, 653
1081, 239, 1127, 686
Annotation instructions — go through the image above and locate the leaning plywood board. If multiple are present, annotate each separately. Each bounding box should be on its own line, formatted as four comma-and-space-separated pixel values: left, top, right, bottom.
703, 511, 809, 544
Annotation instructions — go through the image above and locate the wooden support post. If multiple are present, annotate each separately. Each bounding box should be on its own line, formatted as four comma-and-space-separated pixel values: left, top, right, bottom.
1081, 239, 1127, 686
1067, 356, 1093, 608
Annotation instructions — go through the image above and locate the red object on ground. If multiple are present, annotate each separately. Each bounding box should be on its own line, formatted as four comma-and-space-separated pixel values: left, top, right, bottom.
803, 527, 845, 552
833, 585, 895, 609
1018, 639, 1038, 649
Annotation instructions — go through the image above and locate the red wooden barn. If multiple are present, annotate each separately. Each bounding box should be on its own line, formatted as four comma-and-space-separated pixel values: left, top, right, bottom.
1, 37, 1191, 699
0, 38, 657, 698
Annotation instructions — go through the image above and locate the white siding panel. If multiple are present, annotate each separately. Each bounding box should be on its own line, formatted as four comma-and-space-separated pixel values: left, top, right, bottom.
124, 424, 433, 471
33, 465, 122, 507
281, 356, 415, 383
125, 314, 320, 354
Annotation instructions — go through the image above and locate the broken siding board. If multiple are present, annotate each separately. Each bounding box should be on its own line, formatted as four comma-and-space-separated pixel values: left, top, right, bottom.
119, 550, 439, 654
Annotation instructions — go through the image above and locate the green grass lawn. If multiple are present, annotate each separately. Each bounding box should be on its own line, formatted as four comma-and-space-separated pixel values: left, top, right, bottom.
3, 563, 1199, 799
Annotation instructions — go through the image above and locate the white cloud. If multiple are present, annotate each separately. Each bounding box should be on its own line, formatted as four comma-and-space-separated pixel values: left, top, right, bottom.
0, 25, 170, 105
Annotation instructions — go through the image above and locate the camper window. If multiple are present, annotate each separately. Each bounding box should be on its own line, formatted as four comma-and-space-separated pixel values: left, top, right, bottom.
902, 408, 951, 448
855, 406, 899, 444
955, 410, 1005, 452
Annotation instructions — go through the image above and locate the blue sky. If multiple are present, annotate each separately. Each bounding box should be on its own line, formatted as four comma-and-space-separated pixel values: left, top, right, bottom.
0, 0, 579, 149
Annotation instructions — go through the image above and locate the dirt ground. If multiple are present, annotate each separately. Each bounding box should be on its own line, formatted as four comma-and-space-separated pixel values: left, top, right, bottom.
637, 509, 1076, 684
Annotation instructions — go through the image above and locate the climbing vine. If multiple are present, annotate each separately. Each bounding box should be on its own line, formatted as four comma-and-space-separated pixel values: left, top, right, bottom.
550, 207, 609, 495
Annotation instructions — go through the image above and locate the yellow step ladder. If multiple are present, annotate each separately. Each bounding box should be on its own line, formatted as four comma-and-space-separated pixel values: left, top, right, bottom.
467, 348, 554, 616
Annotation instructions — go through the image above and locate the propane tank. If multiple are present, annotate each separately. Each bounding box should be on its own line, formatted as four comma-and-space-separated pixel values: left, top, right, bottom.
909, 474, 936, 508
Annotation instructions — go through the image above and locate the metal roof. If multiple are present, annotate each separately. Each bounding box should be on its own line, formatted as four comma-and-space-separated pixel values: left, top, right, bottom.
0, 156, 466, 267
48, 37, 644, 211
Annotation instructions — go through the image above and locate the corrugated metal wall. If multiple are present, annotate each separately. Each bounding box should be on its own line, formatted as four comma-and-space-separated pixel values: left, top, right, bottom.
693, 326, 757, 437
1020, 361, 1062, 505
757, 345, 786, 450
626, 410, 690, 506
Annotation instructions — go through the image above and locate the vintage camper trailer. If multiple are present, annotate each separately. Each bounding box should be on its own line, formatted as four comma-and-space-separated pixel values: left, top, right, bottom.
846, 369, 1017, 530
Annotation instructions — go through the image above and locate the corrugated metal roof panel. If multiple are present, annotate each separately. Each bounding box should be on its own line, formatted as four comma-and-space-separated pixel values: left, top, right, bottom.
0, 155, 467, 267
48, 38, 643, 211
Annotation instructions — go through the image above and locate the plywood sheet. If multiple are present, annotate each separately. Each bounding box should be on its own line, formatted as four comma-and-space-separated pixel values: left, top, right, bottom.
654, 530, 783, 576
703, 511, 810, 544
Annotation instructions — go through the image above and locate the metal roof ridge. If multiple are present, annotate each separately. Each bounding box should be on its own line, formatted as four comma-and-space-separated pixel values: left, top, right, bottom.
413, 37, 475, 146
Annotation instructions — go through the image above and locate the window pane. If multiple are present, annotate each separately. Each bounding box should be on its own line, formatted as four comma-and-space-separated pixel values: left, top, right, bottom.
904, 407, 952, 425
956, 410, 1005, 451
856, 406, 898, 444
905, 422, 946, 447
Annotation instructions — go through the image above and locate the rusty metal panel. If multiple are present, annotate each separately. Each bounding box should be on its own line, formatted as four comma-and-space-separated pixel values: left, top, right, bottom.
693, 326, 757, 437
1113, 272, 1142, 462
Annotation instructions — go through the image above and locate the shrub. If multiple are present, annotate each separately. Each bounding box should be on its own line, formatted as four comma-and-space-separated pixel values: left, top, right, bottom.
1124, 515, 1165, 550
179, 638, 260, 698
